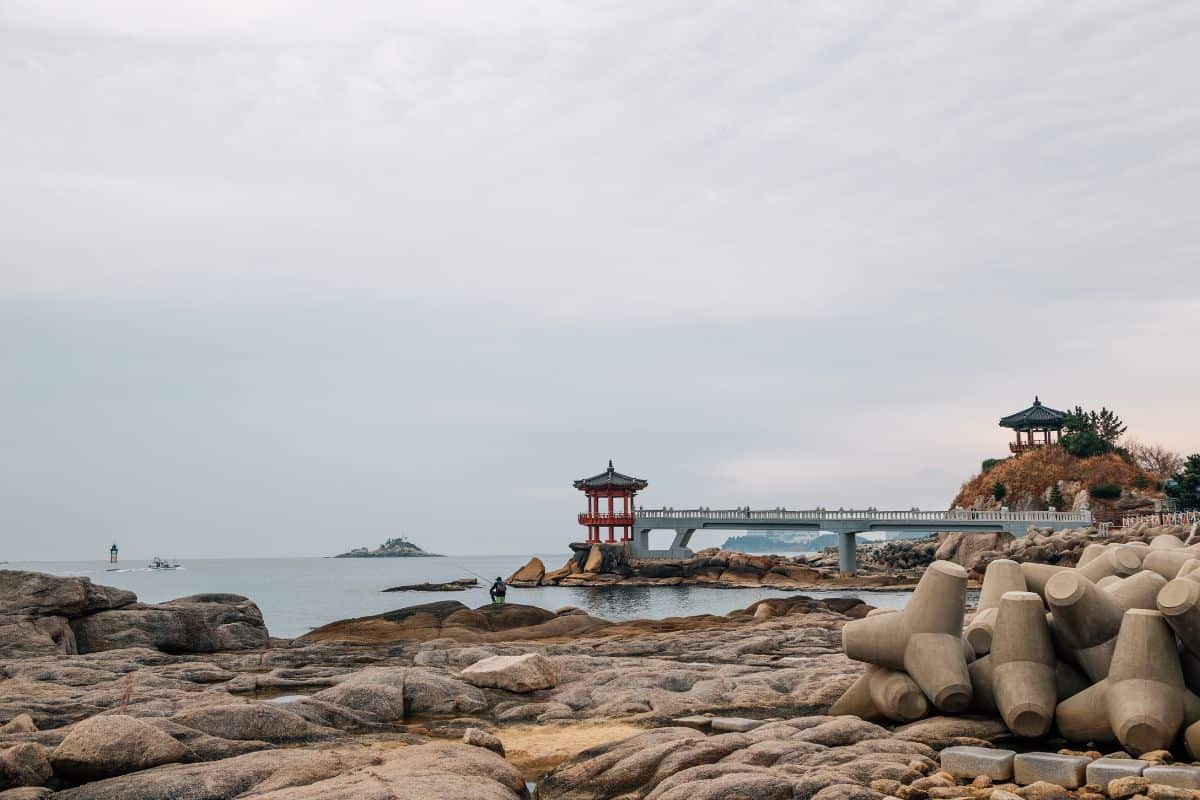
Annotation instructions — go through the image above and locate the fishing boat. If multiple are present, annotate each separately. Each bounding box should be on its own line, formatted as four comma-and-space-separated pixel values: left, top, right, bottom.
148, 557, 181, 570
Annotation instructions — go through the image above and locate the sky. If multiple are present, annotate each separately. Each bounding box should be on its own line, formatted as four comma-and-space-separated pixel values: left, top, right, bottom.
2, 1, 1199, 560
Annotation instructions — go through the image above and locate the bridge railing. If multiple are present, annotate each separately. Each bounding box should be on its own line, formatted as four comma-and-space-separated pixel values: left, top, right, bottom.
578, 512, 635, 524
1122, 511, 1200, 528
633, 508, 1092, 523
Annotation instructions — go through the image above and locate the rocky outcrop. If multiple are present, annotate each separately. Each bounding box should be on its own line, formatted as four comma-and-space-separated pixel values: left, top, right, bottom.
300, 601, 609, 644
169, 703, 337, 743
0, 572, 269, 658
0, 571, 138, 659
507, 558, 546, 587
71, 594, 268, 654
934, 531, 1015, 571
952, 445, 1160, 513
537, 717, 939, 800
383, 578, 478, 592
0, 571, 136, 619
0, 580, 882, 798
333, 537, 442, 558
533, 544, 906, 590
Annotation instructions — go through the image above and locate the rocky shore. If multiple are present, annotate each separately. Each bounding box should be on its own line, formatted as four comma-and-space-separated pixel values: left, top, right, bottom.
5, 521, 1200, 799
505, 518, 1199, 593
504, 542, 923, 591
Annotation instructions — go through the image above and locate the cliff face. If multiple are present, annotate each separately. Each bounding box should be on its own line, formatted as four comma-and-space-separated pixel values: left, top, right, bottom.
951, 445, 1161, 515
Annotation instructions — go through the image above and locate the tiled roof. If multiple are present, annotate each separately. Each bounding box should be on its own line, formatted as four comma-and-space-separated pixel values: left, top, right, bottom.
573, 460, 649, 490
999, 397, 1067, 429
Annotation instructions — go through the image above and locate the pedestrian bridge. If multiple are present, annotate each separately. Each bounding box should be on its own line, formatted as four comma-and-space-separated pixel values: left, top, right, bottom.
630, 507, 1093, 574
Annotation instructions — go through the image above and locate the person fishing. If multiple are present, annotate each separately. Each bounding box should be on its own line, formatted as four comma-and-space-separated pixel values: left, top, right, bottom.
489, 577, 507, 605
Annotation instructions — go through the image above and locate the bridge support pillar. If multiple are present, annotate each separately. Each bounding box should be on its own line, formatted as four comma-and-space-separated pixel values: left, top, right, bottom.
838, 531, 857, 576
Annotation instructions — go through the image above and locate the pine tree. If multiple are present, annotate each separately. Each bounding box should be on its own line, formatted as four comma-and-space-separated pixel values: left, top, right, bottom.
1048, 484, 1064, 510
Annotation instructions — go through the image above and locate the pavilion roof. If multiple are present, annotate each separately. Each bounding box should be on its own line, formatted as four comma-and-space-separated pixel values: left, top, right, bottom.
573, 460, 649, 491
999, 397, 1068, 430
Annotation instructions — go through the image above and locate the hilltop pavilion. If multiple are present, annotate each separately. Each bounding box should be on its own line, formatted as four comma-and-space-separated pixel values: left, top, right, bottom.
999, 397, 1067, 454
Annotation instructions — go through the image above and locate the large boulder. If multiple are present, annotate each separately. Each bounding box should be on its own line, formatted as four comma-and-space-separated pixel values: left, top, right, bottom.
584, 545, 604, 573
0, 716, 37, 736
0, 571, 136, 619
312, 667, 487, 721
51, 715, 189, 781
460, 653, 558, 693
0, 615, 77, 658
507, 558, 545, 587
71, 594, 268, 654
169, 703, 337, 743
0, 744, 52, 790
934, 532, 1014, 570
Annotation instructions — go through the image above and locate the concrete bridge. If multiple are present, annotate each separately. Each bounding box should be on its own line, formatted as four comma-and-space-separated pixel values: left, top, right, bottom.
628, 507, 1093, 574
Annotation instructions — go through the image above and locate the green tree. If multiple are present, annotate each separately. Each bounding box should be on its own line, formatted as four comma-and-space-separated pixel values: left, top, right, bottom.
1167, 454, 1200, 510
1048, 484, 1064, 509
992, 481, 1007, 501
1060, 404, 1126, 457
1090, 407, 1127, 445
1063, 406, 1091, 435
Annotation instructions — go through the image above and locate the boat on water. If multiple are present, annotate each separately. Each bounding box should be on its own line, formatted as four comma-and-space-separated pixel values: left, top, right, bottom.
148, 557, 181, 570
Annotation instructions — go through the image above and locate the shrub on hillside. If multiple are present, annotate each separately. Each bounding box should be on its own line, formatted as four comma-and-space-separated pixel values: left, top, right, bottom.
981, 458, 1007, 473
1048, 485, 1064, 509
1062, 430, 1110, 458
1088, 483, 1122, 500
992, 481, 1007, 501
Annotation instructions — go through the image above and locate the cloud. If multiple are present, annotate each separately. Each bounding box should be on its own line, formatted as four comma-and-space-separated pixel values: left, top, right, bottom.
1, 1, 1198, 558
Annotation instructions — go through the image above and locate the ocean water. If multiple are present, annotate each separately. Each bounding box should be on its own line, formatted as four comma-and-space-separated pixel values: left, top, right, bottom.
6, 555, 917, 639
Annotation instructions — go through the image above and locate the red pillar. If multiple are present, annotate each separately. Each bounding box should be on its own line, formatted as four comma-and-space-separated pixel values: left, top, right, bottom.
607, 493, 615, 542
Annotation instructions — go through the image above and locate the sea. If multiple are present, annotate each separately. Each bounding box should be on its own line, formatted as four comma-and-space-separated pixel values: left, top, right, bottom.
5, 555, 919, 639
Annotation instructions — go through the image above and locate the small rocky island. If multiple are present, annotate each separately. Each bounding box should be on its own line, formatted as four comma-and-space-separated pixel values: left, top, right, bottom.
333, 536, 443, 558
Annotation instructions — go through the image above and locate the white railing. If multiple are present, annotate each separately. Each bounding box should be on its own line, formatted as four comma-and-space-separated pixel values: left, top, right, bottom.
1122, 511, 1200, 528
634, 508, 1091, 522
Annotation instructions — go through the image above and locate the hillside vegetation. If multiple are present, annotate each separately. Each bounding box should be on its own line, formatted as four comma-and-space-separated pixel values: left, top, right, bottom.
951, 444, 1161, 515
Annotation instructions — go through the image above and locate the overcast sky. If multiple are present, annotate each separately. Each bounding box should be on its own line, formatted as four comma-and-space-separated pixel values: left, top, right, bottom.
2, 1, 1198, 560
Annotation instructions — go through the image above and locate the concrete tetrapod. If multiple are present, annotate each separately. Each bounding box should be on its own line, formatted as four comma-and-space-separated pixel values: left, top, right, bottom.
1106, 570, 1169, 612
1150, 533, 1187, 550
1078, 546, 1144, 583
1157, 578, 1200, 655
991, 591, 1057, 736
1056, 609, 1188, 754
1020, 562, 1071, 601
1077, 542, 1108, 568
1143, 548, 1200, 580
964, 559, 1026, 656
1045, 571, 1125, 682
842, 560, 972, 712
831, 609, 929, 723
969, 654, 1089, 717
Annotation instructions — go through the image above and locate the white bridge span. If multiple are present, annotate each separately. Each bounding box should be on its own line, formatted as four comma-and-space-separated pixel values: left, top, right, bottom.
629, 507, 1093, 574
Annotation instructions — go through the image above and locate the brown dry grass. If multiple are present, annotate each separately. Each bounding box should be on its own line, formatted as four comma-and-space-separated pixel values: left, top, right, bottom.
951, 445, 1155, 510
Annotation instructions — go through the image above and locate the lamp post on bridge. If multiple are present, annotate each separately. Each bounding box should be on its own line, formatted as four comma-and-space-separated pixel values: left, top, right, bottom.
573, 461, 648, 544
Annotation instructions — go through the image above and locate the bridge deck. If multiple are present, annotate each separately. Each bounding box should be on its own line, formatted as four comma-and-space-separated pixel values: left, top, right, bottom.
629, 507, 1093, 573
